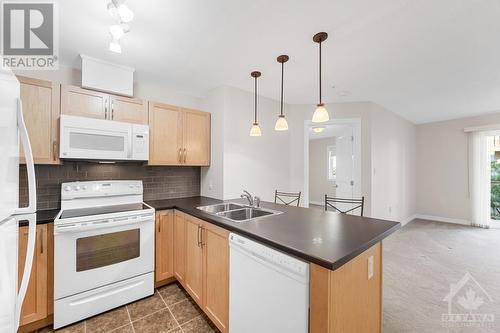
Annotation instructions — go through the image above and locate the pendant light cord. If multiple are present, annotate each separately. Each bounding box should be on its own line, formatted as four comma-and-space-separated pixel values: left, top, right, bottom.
280, 61, 284, 116
254, 76, 258, 123
319, 41, 322, 105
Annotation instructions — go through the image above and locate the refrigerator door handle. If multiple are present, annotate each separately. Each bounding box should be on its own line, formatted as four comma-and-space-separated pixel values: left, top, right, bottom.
15, 213, 36, 328
14, 99, 37, 215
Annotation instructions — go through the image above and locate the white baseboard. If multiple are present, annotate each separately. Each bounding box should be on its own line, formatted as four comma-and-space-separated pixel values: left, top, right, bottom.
401, 214, 418, 226
411, 214, 471, 226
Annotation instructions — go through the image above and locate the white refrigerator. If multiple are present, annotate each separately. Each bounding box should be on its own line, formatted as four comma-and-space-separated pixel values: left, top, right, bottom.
0, 65, 38, 333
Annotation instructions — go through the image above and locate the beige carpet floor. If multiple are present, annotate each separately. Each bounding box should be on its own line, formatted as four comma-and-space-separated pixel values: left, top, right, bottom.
383, 219, 500, 333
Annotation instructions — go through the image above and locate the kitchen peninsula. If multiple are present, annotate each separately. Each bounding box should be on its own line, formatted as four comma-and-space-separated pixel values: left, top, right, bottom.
147, 196, 401, 333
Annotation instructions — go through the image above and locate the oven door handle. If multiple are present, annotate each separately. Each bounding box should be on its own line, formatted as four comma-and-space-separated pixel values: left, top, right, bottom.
54, 215, 154, 234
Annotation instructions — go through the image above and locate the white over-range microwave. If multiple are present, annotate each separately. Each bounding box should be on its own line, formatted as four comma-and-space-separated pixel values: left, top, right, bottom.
59, 115, 149, 161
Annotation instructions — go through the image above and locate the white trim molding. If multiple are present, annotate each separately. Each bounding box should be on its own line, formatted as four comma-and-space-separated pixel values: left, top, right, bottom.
464, 123, 500, 132
413, 214, 471, 226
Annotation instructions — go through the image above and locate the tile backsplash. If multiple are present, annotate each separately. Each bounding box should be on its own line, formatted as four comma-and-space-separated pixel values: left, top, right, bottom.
19, 162, 201, 210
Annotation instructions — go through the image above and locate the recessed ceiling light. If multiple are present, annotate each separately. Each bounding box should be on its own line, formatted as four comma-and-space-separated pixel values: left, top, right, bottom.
312, 127, 325, 133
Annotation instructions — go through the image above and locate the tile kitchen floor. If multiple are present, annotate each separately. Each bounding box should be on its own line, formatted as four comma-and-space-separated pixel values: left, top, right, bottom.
36, 282, 220, 333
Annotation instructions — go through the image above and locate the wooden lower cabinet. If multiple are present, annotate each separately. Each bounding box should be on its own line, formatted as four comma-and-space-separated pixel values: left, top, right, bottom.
18, 224, 53, 330
184, 214, 204, 304
310, 243, 382, 333
201, 221, 229, 333
172, 211, 229, 333
155, 210, 174, 283
173, 211, 186, 283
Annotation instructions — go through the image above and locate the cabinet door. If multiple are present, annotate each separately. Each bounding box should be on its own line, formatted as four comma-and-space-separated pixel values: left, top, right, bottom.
184, 215, 204, 305
110, 95, 148, 124
61, 85, 109, 119
173, 210, 186, 283
18, 224, 48, 326
148, 102, 183, 165
182, 108, 210, 166
17, 76, 60, 164
155, 210, 174, 282
202, 222, 229, 333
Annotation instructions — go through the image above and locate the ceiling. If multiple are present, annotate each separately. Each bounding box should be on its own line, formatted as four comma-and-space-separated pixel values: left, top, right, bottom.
58, 0, 500, 124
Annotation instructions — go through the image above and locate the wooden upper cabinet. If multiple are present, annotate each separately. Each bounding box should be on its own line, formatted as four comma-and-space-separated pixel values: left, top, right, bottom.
173, 210, 186, 283
148, 102, 183, 165
110, 95, 148, 124
183, 108, 210, 166
61, 85, 109, 119
148, 104, 211, 166
202, 222, 229, 333
18, 76, 60, 164
155, 210, 174, 283
184, 215, 204, 305
18, 224, 49, 326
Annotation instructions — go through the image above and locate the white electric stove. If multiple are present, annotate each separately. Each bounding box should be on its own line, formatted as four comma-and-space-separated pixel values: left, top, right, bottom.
53, 180, 155, 329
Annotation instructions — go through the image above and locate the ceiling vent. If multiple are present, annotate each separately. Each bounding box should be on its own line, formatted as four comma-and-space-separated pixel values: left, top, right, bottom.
80, 54, 134, 96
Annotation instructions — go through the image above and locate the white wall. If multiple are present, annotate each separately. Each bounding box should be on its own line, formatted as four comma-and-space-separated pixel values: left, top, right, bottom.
288, 102, 374, 214
309, 137, 336, 204
222, 87, 292, 202
200, 87, 226, 199
416, 111, 500, 224
370, 104, 417, 222
287, 102, 417, 222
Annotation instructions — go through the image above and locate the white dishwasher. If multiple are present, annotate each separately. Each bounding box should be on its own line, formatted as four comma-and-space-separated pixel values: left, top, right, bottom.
229, 233, 309, 333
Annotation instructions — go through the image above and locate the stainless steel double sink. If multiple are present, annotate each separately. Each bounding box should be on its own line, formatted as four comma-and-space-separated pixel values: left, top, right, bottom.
196, 202, 282, 223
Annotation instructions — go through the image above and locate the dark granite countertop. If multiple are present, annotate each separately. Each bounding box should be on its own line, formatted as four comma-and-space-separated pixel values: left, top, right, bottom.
146, 196, 401, 270
27, 196, 400, 270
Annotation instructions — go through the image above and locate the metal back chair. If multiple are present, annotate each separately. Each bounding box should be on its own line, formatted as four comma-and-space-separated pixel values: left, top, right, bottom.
274, 190, 301, 207
325, 195, 365, 216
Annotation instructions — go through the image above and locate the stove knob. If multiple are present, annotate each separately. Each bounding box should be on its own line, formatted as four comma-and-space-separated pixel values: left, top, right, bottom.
64, 185, 72, 192
82, 185, 87, 190
74, 185, 81, 191
129, 184, 134, 188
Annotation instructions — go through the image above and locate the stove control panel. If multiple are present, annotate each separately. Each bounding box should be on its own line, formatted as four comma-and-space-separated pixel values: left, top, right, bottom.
61, 180, 143, 199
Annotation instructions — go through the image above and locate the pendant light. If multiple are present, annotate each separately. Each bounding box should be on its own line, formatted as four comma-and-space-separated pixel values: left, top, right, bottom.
275, 55, 289, 131
312, 32, 330, 123
249, 71, 262, 136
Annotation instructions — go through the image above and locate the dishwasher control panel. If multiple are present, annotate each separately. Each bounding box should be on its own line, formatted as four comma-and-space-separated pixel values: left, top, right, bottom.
229, 233, 309, 278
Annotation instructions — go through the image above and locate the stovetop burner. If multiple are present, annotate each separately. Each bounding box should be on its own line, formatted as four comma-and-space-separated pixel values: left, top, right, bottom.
60, 203, 150, 219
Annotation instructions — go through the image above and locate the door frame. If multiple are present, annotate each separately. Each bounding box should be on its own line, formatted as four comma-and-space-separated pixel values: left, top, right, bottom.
303, 118, 361, 208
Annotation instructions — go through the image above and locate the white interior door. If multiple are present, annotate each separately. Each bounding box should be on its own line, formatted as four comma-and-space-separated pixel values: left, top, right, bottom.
334, 126, 354, 212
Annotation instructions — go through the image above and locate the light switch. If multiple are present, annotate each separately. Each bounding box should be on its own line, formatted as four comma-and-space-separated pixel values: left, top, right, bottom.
368, 255, 374, 280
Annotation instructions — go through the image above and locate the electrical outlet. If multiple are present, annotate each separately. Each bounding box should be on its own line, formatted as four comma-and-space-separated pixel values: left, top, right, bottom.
368, 255, 374, 280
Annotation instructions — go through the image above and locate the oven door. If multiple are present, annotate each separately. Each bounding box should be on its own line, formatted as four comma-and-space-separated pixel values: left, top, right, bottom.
54, 215, 154, 300
59, 115, 131, 161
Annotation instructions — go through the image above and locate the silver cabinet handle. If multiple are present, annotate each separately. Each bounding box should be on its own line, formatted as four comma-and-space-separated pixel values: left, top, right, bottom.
197, 224, 202, 247
111, 101, 114, 120
183, 148, 187, 164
